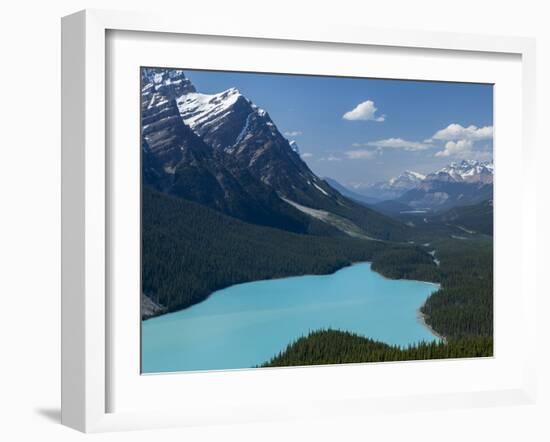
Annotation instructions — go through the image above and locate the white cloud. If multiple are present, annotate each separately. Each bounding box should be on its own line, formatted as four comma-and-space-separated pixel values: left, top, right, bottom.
435, 139, 474, 157
344, 149, 378, 160
432, 123, 493, 141
284, 130, 303, 137
300, 152, 313, 159
366, 138, 432, 151
318, 154, 342, 161
342, 100, 385, 122
435, 140, 493, 161
432, 123, 493, 158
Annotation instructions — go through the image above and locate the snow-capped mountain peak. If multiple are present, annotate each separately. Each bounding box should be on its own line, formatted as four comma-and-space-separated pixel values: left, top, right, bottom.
176, 88, 245, 130
141, 67, 351, 229
427, 160, 493, 184
352, 170, 426, 201
289, 140, 300, 154
404, 170, 426, 180
346, 159, 493, 203
388, 170, 426, 188
173, 85, 280, 154
141, 67, 196, 103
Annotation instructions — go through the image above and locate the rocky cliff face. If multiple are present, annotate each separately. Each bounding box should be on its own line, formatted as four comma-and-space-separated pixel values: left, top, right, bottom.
140, 67, 408, 240
140, 68, 326, 233
175, 85, 339, 208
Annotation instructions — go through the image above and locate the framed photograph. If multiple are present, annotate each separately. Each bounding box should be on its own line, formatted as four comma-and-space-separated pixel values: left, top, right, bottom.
61, 9, 537, 432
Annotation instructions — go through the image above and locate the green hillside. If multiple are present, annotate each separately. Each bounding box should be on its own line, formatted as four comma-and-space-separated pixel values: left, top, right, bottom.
142, 187, 436, 316
434, 199, 493, 235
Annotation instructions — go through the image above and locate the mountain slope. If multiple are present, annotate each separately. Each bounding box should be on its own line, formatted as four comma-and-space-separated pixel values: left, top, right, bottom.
396, 181, 493, 211
434, 199, 493, 235
142, 187, 388, 315
141, 68, 343, 235
142, 187, 437, 316
141, 67, 409, 241
176, 84, 344, 207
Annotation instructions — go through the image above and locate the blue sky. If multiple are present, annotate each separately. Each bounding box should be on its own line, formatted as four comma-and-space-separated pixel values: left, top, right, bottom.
185, 69, 493, 185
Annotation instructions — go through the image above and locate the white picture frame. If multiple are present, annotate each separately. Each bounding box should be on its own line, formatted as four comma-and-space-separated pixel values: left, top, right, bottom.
61, 9, 538, 433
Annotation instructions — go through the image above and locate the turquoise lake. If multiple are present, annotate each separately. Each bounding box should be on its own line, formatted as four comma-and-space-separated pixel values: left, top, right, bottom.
141, 263, 440, 373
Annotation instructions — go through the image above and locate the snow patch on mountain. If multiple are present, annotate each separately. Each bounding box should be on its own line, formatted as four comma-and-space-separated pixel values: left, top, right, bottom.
177, 88, 243, 129
313, 182, 329, 196
355, 170, 426, 200
233, 112, 254, 147
281, 197, 377, 240
388, 171, 426, 188
405, 171, 426, 180
346, 160, 493, 203
141, 68, 196, 105
426, 160, 493, 184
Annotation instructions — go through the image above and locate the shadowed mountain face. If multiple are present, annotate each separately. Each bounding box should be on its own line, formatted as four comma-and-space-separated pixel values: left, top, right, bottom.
141, 69, 316, 233
434, 199, 493, 235
174, 79, 341, 207
140, 67, 408, 240
396, 180, 493, 211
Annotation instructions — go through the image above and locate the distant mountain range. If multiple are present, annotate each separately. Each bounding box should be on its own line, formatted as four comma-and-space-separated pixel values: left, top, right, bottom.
141, 68, 407, 241
334, 160, 493, 213
349, 171, 426, 201
323, 177, 382, 205
425, 160, 493, 184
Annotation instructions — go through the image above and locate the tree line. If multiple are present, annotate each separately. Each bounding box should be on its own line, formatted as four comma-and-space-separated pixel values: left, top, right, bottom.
142, 185, 494, 364
142, 187, 438, 316
262, 329, 493, 367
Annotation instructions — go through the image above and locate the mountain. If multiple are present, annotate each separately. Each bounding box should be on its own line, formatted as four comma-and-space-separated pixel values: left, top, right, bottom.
175, 83, 343, 209
352, 170, 426, 201
349, 160, 495, 214
433, 199, 493, 235
141, 68, 326, 234
424, 160, 493, 185
323, 177, 381, 205
396, 180, 492, 211
289, 140, 300, 154
351, 160, 493, 204
396, 161, 493, 211
141, 67, 408, 241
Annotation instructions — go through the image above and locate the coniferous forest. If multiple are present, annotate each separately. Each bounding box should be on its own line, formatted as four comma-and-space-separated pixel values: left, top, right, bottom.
141, 68, 494, 370
262, 329, 493, 367
142, 186, 493, 365
143, 187, 442, 313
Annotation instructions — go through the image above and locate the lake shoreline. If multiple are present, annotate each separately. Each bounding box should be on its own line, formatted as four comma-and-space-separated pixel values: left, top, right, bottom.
143, 261, 441, 373
142, 260, 441, 321
143, 261, 364, 320
417, 306, 447, 343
